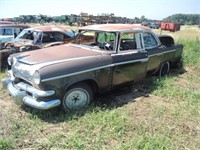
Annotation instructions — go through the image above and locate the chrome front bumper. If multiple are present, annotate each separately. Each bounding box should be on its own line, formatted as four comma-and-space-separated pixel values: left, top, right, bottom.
2, 78, 61, 110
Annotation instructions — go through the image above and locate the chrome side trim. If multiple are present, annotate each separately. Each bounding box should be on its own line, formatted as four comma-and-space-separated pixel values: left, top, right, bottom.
115, 58, 149, 65
163, 49, 177, 54
22, 96, 61, 110
146, 49, 177, 57
16, 82, 55, 98
148, 53, 163, 57
111, 50, 146, 56
42, 57, 149, 82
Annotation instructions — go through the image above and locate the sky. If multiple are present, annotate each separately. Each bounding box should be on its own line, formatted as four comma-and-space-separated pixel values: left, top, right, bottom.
0, 0, 199, 20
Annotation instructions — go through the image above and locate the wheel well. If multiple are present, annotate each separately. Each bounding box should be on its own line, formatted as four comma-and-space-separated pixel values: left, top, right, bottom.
67, 79, 99, 94
158, 61, 170, 77
84, 79, 99, 94
169, 61, 172, 66
160, 61, 171, 67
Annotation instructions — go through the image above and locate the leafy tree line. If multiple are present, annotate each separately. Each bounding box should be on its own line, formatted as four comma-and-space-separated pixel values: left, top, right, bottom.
1, 14, 155, 25
163, 14, 200, 25
1, 13, 199, 25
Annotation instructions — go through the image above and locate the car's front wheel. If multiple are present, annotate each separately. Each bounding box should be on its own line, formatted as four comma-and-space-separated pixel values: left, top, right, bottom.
62, 82, 93, 111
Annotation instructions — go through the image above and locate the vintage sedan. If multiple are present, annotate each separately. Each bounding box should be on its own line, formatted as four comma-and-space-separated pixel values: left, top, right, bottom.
0, 25, 76, 68
2, 24, 183, 111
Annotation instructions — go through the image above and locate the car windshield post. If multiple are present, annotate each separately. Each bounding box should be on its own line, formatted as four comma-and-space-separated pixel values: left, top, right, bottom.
15, 29, 30, 41
33, 31, 42, 44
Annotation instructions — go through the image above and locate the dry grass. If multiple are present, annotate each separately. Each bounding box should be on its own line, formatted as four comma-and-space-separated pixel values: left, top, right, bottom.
153, 25, 200, 40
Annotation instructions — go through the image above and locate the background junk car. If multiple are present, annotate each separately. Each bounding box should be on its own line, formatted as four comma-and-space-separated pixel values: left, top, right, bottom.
0, 25, 76, 68
0, 23, 30, 50
2, 24, 183, 111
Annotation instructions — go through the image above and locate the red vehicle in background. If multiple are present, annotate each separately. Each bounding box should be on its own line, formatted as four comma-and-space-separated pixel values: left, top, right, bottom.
161, 22, 181, 32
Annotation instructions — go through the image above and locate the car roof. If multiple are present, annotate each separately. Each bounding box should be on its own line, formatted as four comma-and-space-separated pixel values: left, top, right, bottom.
79, 24, 151, 32
0, 23, 30, 28
27, 25, 71, 33
0, 21, 13, 24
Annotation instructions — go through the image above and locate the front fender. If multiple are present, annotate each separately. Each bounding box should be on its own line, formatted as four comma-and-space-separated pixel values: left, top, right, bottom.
39, 71, 102, 100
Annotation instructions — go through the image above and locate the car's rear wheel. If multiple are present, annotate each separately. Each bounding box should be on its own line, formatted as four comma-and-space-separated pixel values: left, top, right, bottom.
158, 62, 170, 77
62, 82, 93, 111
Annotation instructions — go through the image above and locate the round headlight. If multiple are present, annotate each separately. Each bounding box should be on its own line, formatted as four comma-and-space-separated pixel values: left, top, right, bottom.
33, 71, 41, 84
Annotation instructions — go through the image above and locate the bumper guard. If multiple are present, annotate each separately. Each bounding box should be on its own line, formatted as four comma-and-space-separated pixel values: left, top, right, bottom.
2, 78, 61, 110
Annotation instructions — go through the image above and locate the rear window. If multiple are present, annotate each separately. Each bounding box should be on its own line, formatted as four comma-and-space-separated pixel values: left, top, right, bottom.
0, 28, 13, 35
143, 32, 158, 48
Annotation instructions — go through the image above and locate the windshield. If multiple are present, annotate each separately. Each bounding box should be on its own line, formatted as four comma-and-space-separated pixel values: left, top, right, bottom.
76, 30, 117, 51
0, 28, 13, 36
15, 29, 42, 43
66, 30, 76, 38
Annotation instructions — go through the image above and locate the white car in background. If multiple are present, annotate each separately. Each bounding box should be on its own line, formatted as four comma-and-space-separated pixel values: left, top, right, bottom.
0, 23, 30, 49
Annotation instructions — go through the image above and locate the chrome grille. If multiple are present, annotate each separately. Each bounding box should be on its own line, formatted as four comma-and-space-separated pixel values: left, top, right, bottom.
12, 62, 32, 82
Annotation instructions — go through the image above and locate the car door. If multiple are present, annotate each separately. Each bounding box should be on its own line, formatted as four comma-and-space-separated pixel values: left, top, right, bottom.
142, 32, 163, 72
112, 32, 148, 88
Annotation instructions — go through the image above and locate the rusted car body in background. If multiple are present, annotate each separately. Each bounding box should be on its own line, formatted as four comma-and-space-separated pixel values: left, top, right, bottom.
0, 21, 13, 24
0, 23, 30, 49
2, 24, 183, 111
161, 22, 181, 32
0, 25, 76, 68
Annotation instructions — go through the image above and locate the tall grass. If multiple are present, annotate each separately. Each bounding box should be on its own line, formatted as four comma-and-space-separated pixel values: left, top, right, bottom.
178, 38, 200, 68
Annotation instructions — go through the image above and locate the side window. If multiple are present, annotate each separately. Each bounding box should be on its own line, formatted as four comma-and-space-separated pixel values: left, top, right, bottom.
119, 33, 138, 51
1, 28, 13, 35
97, 32, 115, 43
42, 32, 64, 43
97, 32, 116, 51
143, 33, 158, 49
42, 32, 52, 43
53, 32, 64, 41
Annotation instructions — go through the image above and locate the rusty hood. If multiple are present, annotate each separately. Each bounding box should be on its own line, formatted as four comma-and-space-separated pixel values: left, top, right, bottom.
7, 40, 33, 48
10, 44, 113, 83
16, 44, 107, 65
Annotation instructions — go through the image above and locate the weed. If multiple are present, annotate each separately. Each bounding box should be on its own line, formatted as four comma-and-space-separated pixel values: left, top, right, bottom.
0, 139, 13, 150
